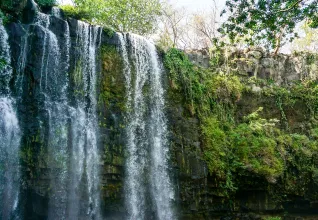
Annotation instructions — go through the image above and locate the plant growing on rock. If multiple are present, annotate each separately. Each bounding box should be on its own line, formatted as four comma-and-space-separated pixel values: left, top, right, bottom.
164, 48, 318, 198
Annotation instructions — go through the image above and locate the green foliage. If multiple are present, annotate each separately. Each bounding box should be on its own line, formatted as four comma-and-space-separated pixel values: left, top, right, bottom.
65, 0, 162, 35
35, 0, 56, 7
265, 217, 281, 220
201, 117, 228, 177
0, 0, 24, 22
165, 48, 318, 197
221, 0, 318, 51
59, 5, 90, 21
0, 58, 6, 71
0, 0, 16, 11
206, 74, 242, 104
103, 27, 115, 38
164, 48, 243, 116
0, 9, 9, 24
201, 106, 317, 196
164, 48, 203, 114
202, 109, 284, 187
262, 80, 318, 122
230, 113, 283, 182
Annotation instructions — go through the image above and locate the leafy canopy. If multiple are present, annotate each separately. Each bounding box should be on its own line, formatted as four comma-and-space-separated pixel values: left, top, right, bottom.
64, 0, 162, 35
221, 0, 318, 51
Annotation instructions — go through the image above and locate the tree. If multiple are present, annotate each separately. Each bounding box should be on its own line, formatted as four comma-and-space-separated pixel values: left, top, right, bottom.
190, 6, 219, 48
157, 2, 187, 49
221, 0, 318, 54
70, 0, 162, 35
156, 1, 219, 50
292, 22, 318, 52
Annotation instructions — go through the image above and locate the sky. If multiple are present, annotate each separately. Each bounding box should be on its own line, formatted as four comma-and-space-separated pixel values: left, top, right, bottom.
171, 0, 226, 12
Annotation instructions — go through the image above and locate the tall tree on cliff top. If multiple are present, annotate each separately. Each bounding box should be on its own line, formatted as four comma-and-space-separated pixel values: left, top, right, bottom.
73, 0, 162, 35
220, 0, 318, 54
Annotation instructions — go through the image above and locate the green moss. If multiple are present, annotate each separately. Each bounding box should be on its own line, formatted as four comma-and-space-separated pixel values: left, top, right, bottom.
102, 183, 122, 202
103, 27, 115, 38
98, 44, 126, 112
20, 130, 46, 179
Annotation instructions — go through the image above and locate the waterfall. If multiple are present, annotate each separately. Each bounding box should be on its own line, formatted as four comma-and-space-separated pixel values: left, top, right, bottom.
0, 22, 21, 219
17, 11, 102, 219
120, 33, 175, 220
147, 39, 175, 220
2, 7, 174, 219
32, 12, 71, 220
68, 21, 102, 219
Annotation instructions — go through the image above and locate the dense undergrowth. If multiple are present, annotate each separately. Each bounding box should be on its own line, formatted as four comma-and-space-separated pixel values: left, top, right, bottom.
164, 48, 318, 197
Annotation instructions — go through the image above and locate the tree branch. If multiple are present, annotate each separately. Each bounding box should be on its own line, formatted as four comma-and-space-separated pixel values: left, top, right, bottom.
274, 0, 303, 13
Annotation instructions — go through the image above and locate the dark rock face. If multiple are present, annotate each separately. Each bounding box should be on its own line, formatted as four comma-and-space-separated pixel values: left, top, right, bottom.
167, 89, 318, 220
5, 9, 125, 219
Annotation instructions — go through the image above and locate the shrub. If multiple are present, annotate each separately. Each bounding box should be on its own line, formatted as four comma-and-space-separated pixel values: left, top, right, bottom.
265, 217, 281, 220
59, 5, 91, 21
164, 48, 243, 116
0, 9, 9, 24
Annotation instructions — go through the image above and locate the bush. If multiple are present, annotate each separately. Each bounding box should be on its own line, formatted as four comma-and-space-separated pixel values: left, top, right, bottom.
265, 217, 281, 220
59, 5, 90, 21
0, 9, 9, 24
164, 48, 243, 116
0, 0, 26, 21
201, 117, 228, 178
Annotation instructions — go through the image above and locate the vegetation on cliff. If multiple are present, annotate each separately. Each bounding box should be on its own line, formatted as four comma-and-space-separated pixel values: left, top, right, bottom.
164, 48, 318, 198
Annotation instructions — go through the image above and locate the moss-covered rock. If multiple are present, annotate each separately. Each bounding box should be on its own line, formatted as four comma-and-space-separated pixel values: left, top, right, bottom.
164, 48, 318, 219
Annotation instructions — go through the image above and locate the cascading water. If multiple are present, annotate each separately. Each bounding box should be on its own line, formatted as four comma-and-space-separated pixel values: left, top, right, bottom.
2, 6, 175, 218
68, 21, 102, 219
15, 9, 102, 219
119, 33, 175, 220
33, 12, 71, 220
147, 39, 175, 220
0, 21, 21, 219
121, 34, 149, 220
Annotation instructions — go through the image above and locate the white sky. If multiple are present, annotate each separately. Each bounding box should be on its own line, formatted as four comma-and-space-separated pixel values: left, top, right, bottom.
170, 0, 226, 12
